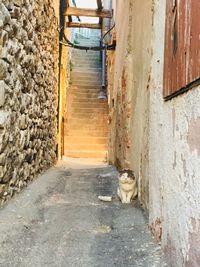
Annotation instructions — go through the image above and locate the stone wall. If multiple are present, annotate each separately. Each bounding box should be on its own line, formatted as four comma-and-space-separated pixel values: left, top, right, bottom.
0, 0, 59, 205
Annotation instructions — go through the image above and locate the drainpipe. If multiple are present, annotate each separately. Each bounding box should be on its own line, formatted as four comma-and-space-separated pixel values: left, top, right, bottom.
98, 40, 107, 100
98, 0, 112, 100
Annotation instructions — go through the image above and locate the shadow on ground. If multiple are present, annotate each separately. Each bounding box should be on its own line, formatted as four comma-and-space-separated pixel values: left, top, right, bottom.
0, 159, 168, 267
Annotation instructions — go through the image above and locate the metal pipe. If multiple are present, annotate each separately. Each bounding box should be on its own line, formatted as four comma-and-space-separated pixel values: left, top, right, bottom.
102, 46, 106, 88
97, 23, 115, 99
98, 43, 107, 99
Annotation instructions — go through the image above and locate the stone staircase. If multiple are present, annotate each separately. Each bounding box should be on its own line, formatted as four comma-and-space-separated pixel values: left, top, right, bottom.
64, 35, 108, 159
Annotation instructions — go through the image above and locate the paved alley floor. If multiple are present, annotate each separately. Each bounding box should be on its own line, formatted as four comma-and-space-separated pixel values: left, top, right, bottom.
0, 159, 167, 267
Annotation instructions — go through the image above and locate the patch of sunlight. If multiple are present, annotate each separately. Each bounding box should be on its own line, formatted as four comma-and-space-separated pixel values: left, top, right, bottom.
74, 0, 97, 9
70, 0, 99, 23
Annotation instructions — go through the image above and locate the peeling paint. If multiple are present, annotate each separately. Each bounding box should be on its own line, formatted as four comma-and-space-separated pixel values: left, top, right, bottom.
150, 218, 162, 242
109, 0, 200, 266
186, 218, 200, 267
187, 117, 200, 156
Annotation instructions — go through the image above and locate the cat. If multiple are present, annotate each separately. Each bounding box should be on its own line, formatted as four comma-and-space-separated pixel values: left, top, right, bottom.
117, 170, 137, 203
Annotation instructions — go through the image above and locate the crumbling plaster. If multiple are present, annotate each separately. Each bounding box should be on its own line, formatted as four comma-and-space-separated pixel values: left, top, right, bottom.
108, 0, 153, 209
109, 0, 200, 265
149, 1, 200, 265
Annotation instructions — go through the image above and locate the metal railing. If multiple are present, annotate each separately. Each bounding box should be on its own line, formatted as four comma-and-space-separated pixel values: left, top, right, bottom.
60, 25, 116, 100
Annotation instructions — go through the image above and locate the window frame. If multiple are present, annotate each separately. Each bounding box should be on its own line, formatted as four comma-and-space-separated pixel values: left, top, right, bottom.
163, 0, 200, 101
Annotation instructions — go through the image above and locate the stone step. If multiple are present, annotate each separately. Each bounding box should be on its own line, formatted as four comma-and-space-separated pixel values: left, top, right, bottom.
71, 75, 101, 82
69, 85, 100, 89
70, 87, 101, 91
69, 97, 107, 103
69, 92, 100, 98
72, 63, 101, 68
70, 107, 108, 114
70, 93, 104, 99
72, 58, 101, 64
67, 129, 108, 137
71, 71, 101, 77
68, 88, 101, 94
67, 113, 107, 120
71, 76, 101, 83
73, 51, 99, 56
72, 56, 100, 61
66, 122, 107, 130
68, 112, 107, 119
74, 67, 101, 72
73, 58, 101, 63
67, 124, 108, 131
73, 65, 101, 70
73, 61, 101, 66
69, 93, 99, 99
64, 149, 107, 159
64, 125, 108, 134
71, 102, 107, 109
73, 49, 99, 54
64, 143, 107, 151
64, 36, 107, 159
65, 136, 108, 144
69, 91, 100, 97
71, 81, 102, 87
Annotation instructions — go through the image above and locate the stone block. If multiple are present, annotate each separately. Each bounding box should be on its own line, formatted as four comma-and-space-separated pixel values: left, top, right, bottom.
0, 30, 8, 47
0, 59, 8, 80
0, 165, 6, 178
0, 184, 6, 197
0, 81, 5, 107
0, 3, 11, 29
0, 110, 9, 127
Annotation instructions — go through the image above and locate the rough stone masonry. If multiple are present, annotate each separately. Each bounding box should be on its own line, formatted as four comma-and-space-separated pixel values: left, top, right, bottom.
0, 0, 59, 205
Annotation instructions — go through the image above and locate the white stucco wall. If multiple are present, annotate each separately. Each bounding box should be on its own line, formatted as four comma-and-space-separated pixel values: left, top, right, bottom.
149, 1, 200, 265
110, 0, 200, 265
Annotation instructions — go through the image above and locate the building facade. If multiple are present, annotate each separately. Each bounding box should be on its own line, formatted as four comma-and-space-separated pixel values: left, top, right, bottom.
108, 1, 200, 265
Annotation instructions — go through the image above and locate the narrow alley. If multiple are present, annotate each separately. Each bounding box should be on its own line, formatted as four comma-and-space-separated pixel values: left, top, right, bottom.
0, 159, 167, 267
1, 0, 200, 266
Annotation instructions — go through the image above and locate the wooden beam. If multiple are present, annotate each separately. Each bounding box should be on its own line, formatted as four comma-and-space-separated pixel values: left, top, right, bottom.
68, 15, 72, 22
67, 22, 101, 29
65, 7, 112, 18
96, 0, 103, 25
96, 0, 103, 10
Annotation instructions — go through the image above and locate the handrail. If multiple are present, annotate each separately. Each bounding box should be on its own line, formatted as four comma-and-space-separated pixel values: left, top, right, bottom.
61, 30, 116, 51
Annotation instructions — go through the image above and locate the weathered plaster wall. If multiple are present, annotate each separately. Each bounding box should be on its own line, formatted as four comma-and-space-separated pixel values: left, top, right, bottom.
149, 1, 200, 265
108, 0, 153, 208
0, 0, 59, 204
108, 0, 132, 169
109, 0, 200, 265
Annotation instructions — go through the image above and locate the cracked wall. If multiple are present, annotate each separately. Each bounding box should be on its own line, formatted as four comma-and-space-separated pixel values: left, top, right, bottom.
0, 0, 59, 204
108, 0, 152, 209
110, 0, 200, 265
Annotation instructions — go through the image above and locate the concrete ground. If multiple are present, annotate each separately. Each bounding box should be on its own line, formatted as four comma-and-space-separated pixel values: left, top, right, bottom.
0, 159, 167, 267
